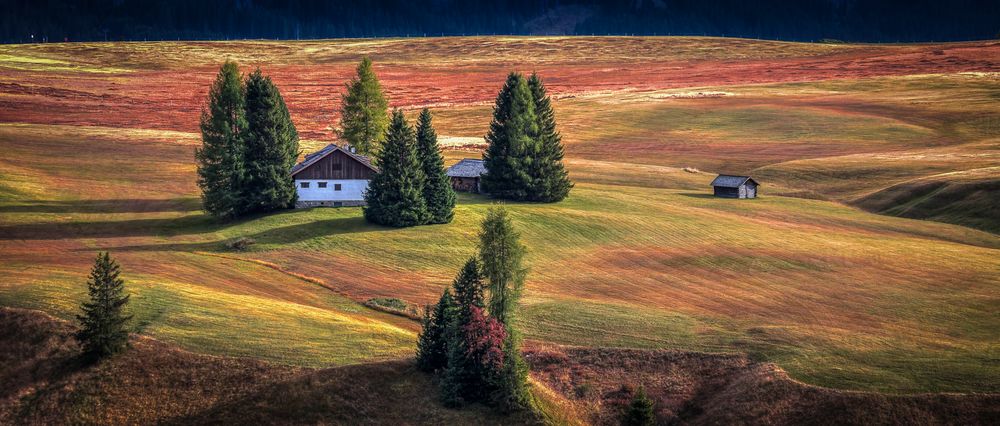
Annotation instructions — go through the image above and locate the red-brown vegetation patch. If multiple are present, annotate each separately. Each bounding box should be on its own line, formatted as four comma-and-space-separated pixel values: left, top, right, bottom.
525, 344, 1000, 425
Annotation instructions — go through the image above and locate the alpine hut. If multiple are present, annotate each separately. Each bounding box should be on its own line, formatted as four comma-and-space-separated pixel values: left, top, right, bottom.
290, 144, 378, 208
710, 175, 759, 199
446, 158, 487, 193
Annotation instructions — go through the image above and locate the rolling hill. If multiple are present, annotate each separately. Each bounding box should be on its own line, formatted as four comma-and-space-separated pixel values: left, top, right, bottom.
0, 35, 998, 419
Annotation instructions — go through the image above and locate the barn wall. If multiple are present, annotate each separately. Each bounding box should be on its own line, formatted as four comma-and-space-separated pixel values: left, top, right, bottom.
714, 186, 739, 198
293, 150, 374, 180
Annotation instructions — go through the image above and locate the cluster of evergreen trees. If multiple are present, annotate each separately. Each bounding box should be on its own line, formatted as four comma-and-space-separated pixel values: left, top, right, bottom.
364, 108, 455, 227
481, 72, 572, 203
416, 205, 530, 410
196, 61, 300, 219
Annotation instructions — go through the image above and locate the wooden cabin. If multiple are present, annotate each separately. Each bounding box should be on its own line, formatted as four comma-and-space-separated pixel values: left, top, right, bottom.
446, 159, 487, 193
290, 144, 377, 207
711, 175, 759, 199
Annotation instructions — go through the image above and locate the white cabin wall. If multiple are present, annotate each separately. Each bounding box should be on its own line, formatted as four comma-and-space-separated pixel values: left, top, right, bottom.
295, 179, 368, 201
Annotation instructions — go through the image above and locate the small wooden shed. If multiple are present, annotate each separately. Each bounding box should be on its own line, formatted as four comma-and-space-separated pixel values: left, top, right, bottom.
711, 175, 759, 199
446, 159, 487, 193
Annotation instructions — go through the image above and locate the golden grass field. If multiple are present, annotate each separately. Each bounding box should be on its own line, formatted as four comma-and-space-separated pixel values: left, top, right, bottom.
0, 37, 998, 394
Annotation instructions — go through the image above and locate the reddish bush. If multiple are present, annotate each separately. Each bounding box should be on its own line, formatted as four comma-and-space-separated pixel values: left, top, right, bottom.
463, 306, 506, 372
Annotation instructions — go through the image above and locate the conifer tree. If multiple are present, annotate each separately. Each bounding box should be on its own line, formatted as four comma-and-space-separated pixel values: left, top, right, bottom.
477, 205, 530, 409
417, 289, 455, 372
196, 60, 247, 219
415, 108, 456, 224
622, 387, 655, 426
339, 56, 390, 156
241, 68, 300, 213
526, 73, 572, 202
363, 110, 429, 227
440, 258, 488, 405
76, 252, 132, 360
480, 73, 539, 200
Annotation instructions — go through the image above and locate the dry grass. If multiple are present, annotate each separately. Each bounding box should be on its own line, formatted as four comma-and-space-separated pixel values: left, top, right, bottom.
0, 37, 998, 396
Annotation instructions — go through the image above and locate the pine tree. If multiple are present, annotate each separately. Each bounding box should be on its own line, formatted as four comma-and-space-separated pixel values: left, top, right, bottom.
417, 289, 455, 373
363, 110, 429, 227
480, 73, 539, 201
477, 205, 530, 409
339, 56, 390, 156
415, 108, 456, 224
440, 258, 488, 406
76, 252, 132, 360
526, 73, 572, 202
241, 68, 300, 213
622, 387, 655, 426
196, 60, 247, 219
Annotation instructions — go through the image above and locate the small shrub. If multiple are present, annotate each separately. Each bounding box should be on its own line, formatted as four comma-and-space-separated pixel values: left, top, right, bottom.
622, 386, 655, 426
574, 382, 594, 399
226, 237, 256, 251
367, 297, 407, 311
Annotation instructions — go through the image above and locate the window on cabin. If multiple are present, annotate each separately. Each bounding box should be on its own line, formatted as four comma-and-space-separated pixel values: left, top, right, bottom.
318, 182, 327, 188
335, 184, 342, 191
300, 182, 310, 188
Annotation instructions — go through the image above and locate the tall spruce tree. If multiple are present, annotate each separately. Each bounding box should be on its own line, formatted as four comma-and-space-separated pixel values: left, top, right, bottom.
76, 252, 132, 360
241, 69, 300, 213
415, 108, 456, 224
480, 73, 539, 200
363, 110, 429, 227
196, 60, 247, 219
526, 73, 572, 202
339, 56, 390, 156
440, 258, 488, 405
417, 289, 455, 373
477, 205, 530, 409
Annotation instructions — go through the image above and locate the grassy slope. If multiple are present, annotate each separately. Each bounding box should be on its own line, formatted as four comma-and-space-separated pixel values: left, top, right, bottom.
1, 37, 998, 394
0, 307, 547, 425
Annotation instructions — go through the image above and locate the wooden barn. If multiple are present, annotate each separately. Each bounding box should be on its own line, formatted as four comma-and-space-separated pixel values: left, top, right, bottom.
446, 159, 487, 193
290, 144, 377, 208
711, 175, 759, 198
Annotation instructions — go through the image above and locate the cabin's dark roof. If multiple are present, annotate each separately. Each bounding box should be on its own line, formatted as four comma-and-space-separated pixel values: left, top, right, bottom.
290, 144, 376, 176
446, 159, 487, 178
710, 175, 759, 188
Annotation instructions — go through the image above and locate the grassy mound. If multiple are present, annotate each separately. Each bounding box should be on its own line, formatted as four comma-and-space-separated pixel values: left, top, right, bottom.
0, 307, 542, 425
527, 345, 1000, 425
855, 177, 1000, 234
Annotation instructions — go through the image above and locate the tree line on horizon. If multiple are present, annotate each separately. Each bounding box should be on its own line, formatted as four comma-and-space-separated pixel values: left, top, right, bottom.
4, 0, 997, 44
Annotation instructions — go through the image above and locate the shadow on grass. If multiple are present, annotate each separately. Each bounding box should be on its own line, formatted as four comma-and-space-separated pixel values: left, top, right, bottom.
0, 198, 201, 214
0, 214, 217, 240
89, 216, 390, 253
677, 193, 719, 199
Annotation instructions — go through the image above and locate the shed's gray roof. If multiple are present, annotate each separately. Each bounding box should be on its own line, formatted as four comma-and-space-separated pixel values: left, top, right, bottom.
446, 159, 487, 178
710, 175, 759, 188
290, 144, 376, 176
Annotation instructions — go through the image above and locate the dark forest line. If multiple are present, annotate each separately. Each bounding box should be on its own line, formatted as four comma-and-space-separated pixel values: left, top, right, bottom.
3, 0, 998, 44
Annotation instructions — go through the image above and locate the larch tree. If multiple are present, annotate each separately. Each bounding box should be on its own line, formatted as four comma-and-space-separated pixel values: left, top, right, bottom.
363, 110, 429, 227
339, 56, 390, 156
480, 72, 539, 200
242, 68, 300, 213
76, 252, 132, 360
196, 60, 247, 219
415, 108, 456, 224
477, 204, 530, 409
526, 73, 572, 202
